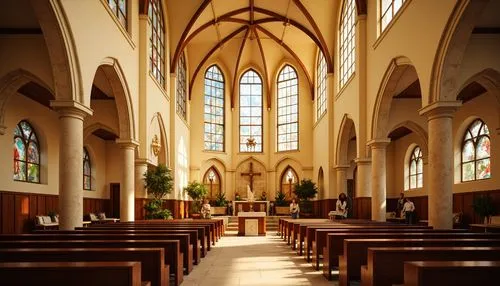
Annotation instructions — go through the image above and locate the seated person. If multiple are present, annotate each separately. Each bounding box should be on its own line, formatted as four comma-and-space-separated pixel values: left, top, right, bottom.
335, 193, 348, 219
290, 199, 300, 219
200, 199, 211, 219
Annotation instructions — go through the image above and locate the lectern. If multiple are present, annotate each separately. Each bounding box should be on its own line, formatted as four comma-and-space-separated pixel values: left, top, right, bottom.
237, 212, 266, 236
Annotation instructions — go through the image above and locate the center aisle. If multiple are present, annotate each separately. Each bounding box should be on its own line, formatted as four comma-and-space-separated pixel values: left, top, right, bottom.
182, 231, 334, 286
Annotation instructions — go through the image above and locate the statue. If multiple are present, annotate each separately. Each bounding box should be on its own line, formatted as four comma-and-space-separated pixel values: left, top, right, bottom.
246, 185, 255, 202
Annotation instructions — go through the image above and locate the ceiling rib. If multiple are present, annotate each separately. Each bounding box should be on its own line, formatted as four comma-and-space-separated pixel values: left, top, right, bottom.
231, 28, 251, 108
171, 0, 212, 71
255, 25, 313, 98
292, 0, 333, 72
254, 28, 271, 108
189, 26, 249, 97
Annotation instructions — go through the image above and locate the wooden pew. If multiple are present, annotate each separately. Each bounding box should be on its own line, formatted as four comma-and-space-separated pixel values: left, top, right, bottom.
335, 238, 500, 284
360, 247, 500, 286
0, 248, 168, 286
0, 240, 183, 286
317, 231, 500, 271
123, 219, 223, 242
0, 233, 193, 275
41, 228, 202, 265
403, 261, 500, 286
0, 261, 146, 286
76, 225, 208, 257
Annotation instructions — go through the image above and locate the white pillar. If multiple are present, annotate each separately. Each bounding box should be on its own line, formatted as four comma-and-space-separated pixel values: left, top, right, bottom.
354, 158, 371, 198
116, 140, 139, 222
420, 102, 460, 229
334, 165, 350, 199
52, 102, 92, 230
368, 139, 390, 222
135, 159, 148, 199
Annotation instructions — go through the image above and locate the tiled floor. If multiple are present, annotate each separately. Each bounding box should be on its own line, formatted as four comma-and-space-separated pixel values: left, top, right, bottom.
182, 231, 337, 286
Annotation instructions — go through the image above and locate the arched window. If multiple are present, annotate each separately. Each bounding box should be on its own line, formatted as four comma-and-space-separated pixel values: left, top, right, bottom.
13, 120, 40, 183
239, 70, 263, 152
339, 0, 356, 88
83, 148, 91, 190
280, 166, 298, 200
316, 52, 327, 120
462, 119, 491, 181
277, 65, 299, 151
204, 65, 224, 151
408, 146, 423, 189
107, 0, 127, 29
203, 167, 221, 198
318, 167, 324, 199
380, 0, 407, 32
177, 52, 187, 120
149, 0, 165, 86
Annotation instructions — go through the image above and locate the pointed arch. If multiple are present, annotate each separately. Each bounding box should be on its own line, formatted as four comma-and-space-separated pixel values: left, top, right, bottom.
149, 112, 169, 166
204, 64, 225, 152
336, 114, 357, 166
387, 120, 428, 157
318, 167, 325, 200
203, 166, 222, 198
277, 64, 299, 152
83, 147, 92, 190
339, 0, 356, 88
239, 69, 263, 153
280, 165, 299, 200
13, 120, 40, 183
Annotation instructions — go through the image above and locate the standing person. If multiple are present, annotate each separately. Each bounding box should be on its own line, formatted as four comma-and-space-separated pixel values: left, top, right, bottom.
396, 192, 405, 218
290, 199, 300, 219
201, 199, 211, 219
269, 201, 275, 216
227, 201, 233, 216
402, 198, 415, 224
335, 193, 348, 219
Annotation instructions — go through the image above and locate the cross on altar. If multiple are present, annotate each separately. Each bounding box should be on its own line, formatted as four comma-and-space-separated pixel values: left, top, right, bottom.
241, 162, 261, 192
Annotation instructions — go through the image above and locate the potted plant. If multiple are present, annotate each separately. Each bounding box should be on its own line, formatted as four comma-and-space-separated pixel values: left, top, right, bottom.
143, 164, 174, 219
274, 190, 290, 215
235, 192, 242, 201
184, 181, 208, 218
212, 192, 228, 216
293, 179, 318, 217
472, 194, 496, 224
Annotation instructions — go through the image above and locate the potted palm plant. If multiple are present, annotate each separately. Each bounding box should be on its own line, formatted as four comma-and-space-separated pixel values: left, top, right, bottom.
143, 164, 174, 219
184, 181, 208, 218
212, 192, 228, 216
293, 179, 318, 217
472, 194, 496, 224
274, 190, 290, 215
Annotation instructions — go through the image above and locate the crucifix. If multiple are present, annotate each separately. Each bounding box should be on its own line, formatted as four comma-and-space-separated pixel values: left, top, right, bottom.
241, 162, 261, 193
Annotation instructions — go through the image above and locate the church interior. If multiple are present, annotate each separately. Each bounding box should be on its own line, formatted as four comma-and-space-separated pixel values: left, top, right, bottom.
1, 0, 500, 285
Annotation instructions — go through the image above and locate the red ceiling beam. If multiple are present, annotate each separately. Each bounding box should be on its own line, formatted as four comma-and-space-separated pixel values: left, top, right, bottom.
231, 28, 251, 108
292, 0, 333, 73
188, 26, 249, 98
255, 25, 314, 99
171, 0, 213, 71
254, 28, 271, 108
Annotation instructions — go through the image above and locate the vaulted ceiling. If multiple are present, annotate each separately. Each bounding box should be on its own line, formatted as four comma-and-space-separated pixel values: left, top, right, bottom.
167, 0, 349, 107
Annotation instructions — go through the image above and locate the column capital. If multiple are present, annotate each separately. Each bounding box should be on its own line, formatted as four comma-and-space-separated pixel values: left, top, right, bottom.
135, 158, 149, 165
333, 165, 350, 170
354, 157, 371, 165
116, 139, 139, 149
367, 138, 391, 149
419, 101, 461, 119
51, 100, 93, 119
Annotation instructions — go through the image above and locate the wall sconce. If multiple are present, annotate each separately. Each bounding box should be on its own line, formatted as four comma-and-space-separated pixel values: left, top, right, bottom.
151, 134, 161, 156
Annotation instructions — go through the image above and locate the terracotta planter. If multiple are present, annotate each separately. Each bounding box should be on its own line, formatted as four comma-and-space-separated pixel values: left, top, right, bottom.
211, 206, 227, 216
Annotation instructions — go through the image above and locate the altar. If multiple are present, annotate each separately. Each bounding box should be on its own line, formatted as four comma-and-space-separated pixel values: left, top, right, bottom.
233, 201, 269, 216
238, 212, 266, 236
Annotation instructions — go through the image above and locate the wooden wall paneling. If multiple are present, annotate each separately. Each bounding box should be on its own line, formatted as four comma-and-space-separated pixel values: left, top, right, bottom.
15, 194, 30, 233
0, 194, 2, 233
29, 195, 37, 220
2, 193, 15, 234
462, 193, 475, 224
37, 195, 45, 216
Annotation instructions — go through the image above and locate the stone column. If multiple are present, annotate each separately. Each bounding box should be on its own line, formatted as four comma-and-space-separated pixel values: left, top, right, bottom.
116, 139, 139, 222
135, 159, 148, 199
334, 165, 350, 199
354, 158, 371, 198
368, 139, 391, 222
420, 101, 460, 229
52, 101, 93, 230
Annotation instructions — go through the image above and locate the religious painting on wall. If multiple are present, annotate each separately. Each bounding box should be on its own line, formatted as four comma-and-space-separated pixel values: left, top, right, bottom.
280, 166, 298, 200
462, 119, 491, 182
13, 120, 40, 183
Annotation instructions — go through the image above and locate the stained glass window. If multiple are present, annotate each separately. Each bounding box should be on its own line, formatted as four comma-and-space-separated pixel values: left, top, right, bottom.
340, 0, 356, 88
149, 0, 165, 86
239, 70, 263, 152
203, 167, 221, 198
83, 148, 91, 190
277, 65, 299, 151
316, 52, 327, 120
409, 146, 423, 189
107, 0, 127, 29
462, 119, 491, 181
204, 65, 225, 151
177, 53, 187, 120
380, 0, 407, 32
13, 120, 40, 183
